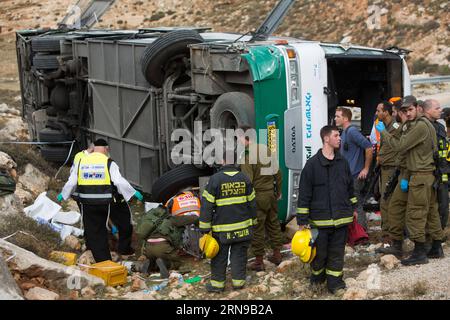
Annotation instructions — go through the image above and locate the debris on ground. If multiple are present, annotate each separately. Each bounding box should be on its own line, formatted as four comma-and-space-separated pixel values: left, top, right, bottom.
380, 255, 401, 270
24, 286, 60, 300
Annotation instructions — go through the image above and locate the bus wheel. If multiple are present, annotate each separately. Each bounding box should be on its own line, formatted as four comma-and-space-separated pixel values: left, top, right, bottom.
210, 92, 255, 130
140, 30, 203, 88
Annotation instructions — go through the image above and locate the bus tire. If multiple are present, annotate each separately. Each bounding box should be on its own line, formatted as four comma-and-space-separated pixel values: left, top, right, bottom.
210, 92, 255, 130
151, 164, 213, 203
140, 30, 203, 88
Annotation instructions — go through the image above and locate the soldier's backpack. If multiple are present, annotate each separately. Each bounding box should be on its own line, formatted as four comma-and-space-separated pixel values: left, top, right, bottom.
0, 170, 16, 196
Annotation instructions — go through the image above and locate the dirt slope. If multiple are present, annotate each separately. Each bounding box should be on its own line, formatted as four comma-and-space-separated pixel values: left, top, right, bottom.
0, 0, 449, 80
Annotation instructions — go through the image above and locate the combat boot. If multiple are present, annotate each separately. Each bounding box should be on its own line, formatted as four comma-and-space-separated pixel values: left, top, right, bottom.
427, 240, 444, 259
268, 249, 282, 265
156, 258, 170, 279
376, 240, 403, 258
401, 242, 428, 266
132, 259, 151, 274
248, 255, 265, 271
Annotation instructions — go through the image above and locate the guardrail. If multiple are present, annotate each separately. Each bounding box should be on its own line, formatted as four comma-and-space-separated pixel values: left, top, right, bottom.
411, 75, 450, 86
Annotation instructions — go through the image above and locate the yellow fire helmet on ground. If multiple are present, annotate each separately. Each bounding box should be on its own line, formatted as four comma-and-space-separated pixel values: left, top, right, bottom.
199, 233, 219, 259
291, 228, 318, 263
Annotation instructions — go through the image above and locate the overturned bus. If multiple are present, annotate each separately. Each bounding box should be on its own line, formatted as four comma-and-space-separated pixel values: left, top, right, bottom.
16, 0, 411, 224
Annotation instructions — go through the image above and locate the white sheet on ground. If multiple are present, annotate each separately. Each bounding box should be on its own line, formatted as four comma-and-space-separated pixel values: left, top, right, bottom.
52, 211, 81, 225
24, 192, 61, 222
24, 192, 84, 241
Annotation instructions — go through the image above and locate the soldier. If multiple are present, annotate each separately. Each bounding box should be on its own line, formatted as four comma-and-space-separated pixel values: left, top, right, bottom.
135, 204, 198, 277
237, 125, 283, 271
376, 96, 446, 265
375, 101, 400, 242
200, 147, 257, 292
423, 99, 449, 229
376, 103, 409, 258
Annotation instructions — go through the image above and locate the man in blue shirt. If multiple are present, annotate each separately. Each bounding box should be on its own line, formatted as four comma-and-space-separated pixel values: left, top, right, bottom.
335, 107, 373, 229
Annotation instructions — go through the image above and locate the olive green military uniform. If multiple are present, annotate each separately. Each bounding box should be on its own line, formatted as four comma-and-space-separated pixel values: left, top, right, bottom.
240, 144, 283, 256
378, 119, 401, 236
386, 149, 409, 241
135, 206, 198, 269
382, 117, 445, 243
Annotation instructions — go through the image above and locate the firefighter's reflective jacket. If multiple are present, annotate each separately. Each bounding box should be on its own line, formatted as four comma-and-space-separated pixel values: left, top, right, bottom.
296, 150, 356, 228
431, 120, 450, 184
200, 165, 257, 244
76, 152, 113, 205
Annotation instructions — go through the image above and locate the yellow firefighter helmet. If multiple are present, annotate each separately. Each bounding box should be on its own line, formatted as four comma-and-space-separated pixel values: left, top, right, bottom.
291, 228, 318, 263
199, 233, 219, 259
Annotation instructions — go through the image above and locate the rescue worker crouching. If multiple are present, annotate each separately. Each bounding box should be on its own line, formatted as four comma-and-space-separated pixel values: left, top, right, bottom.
297, 125, 356, 295
135, 202, 199, 277
58, 139, 144, 263
200, 147, 257, 293
166, 190, 201, 217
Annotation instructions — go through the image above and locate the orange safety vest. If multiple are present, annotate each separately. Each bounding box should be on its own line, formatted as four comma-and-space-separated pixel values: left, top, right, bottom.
374, 118, 381, 154
166, 191, 201, 217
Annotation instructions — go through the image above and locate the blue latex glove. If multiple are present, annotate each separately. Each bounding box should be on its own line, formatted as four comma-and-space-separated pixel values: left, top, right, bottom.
400, 179, 409, 192
134, 191, 144, 202
57, 193, 64, 202
375, 121, 386, 132
111, 225, 118, 235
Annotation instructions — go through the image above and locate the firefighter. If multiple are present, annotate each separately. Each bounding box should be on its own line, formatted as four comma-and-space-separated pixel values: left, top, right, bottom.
135, 204, 198, 277
375, 101, 400, 242
376, 97, 446, 265
297, 125, 356, 295
237, 125, 283, 271
166, 190, 201, 217
200, 147, 257, 292
423, 99, 449, 229
57, 139, 144, 262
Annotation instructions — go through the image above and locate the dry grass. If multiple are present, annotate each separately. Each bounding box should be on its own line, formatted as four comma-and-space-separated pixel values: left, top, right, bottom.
0, 213, 73, 259
0, 144, 57, 176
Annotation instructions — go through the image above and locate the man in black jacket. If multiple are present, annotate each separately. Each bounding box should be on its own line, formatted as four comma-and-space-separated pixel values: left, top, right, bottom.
200, 148, 257, 293
297, 125, 356, 295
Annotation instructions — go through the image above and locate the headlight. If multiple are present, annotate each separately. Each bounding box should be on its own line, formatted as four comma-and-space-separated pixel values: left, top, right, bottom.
289, 60, 297, 75
291, 87, 298, 101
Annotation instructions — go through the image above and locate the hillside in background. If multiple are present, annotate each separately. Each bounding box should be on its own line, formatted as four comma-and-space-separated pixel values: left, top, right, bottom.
0, 0, 449, 79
